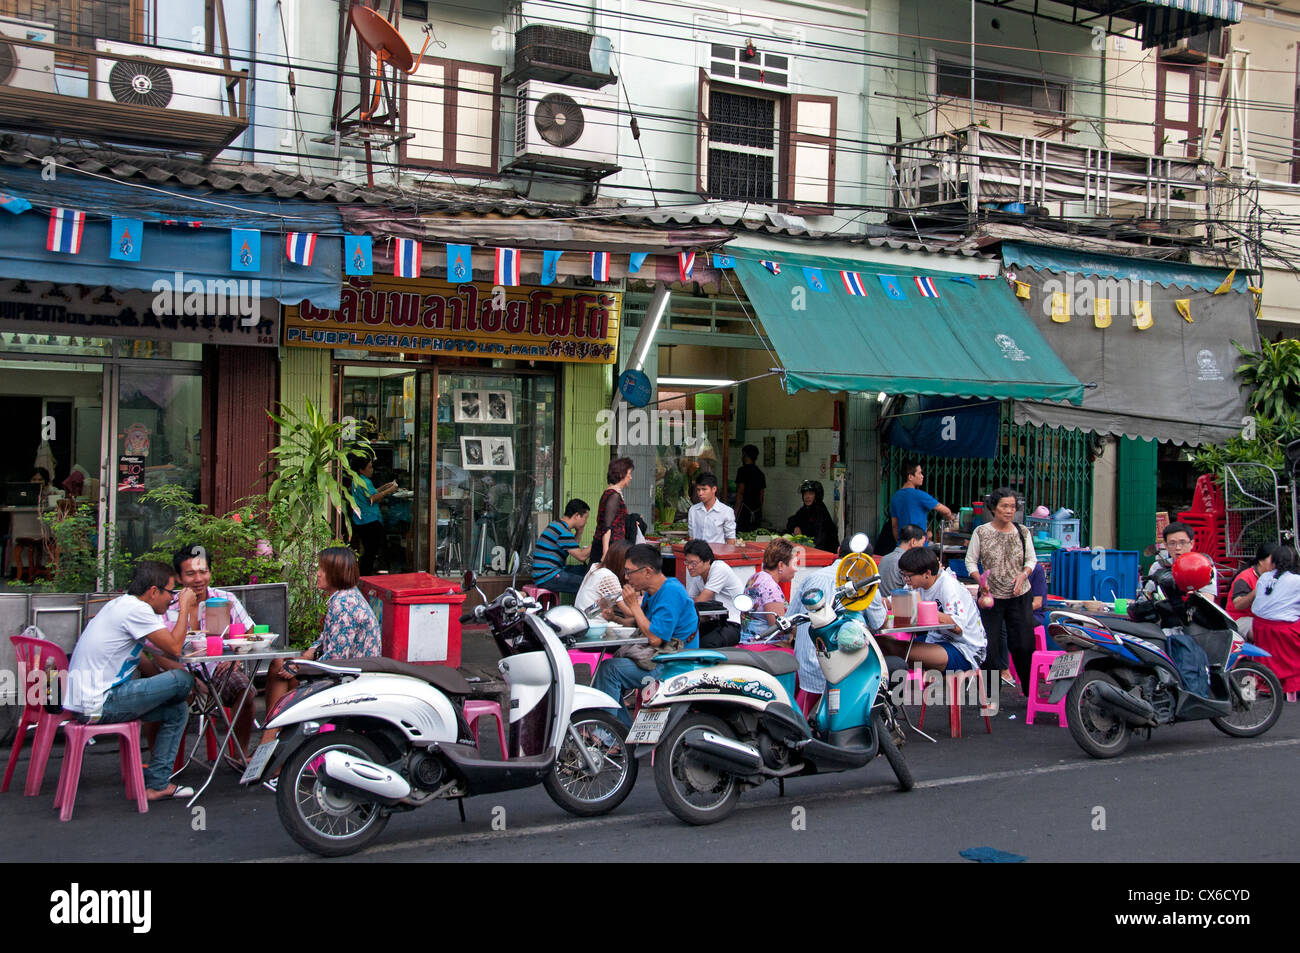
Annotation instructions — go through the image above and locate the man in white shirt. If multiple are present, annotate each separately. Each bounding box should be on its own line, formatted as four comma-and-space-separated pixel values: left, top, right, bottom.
682, 539, 743, 622
877, 546, 987, 672
687, 472, 737, 545
64, 560, 197, 801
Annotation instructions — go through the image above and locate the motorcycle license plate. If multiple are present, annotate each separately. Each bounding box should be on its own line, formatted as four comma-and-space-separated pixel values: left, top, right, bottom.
240, 739, 278, 784
627, 708, 670, 745
1047, 653, 1083, 682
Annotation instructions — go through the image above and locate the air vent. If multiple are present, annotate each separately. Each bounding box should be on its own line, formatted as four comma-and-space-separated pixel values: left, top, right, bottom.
512, 24, 616, 90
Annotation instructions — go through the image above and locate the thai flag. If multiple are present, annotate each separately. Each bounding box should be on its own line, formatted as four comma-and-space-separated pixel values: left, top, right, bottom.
394, 238, 422, 278
914, 276, 940, 298
46, 209, 85, 254
841, 271, 867, 296
679, 251, 696, 281
286, 232, 317, 266
495, 247, 520, 286
761, 260, 781, 275
591, 251, 610, 282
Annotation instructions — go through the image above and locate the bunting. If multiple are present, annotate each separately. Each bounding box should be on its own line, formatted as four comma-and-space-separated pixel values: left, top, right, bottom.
394, 238, 422, 278
0, 191, 31, 214
1175, 299, 1193, 323
761, 260, 781, 275
712, 253, 735, 269
1051, 292, 1070, 323
591, 251, 610, 282
541, 249, 563, 286
913, 276, 939, 299
877, 275, 906, 300
679, 251, 696, 281
1094, 298, 1112, 329
803, 266, 830, 292
840, 271, 867, 296
345, 235, 373, 276
109, 217, 143, 262
285, 232, 317, 266
46, 209, 86, 254
628, 252, 649, 273
231, 228, 260, 272
495, 247, 521, 286
446, 244, 472, 283
1133, 301, 1153, 331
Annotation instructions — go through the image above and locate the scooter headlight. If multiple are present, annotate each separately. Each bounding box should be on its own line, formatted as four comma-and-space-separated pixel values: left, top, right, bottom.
640, 679, 659, 705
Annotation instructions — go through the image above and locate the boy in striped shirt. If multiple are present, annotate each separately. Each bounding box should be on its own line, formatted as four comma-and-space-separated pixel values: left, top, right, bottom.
533, 499, 592, 593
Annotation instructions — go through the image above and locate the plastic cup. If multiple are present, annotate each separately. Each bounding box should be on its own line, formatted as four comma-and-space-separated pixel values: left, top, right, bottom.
228, 622, 246, 637
1113, 598, 1128, 616
251, 624, 270, 634
206, 635, 224, 657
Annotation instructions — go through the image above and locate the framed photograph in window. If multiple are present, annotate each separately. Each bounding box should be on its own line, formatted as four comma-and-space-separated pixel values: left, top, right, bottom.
485, 390, 514, 423
485, 437, 515, 471
461, 436, 487, 469
454, 389, 484, 423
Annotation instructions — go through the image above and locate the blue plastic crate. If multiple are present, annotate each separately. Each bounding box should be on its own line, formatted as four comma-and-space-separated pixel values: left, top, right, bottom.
1050, 550, 1140, 601
1028, 516, 1081, 548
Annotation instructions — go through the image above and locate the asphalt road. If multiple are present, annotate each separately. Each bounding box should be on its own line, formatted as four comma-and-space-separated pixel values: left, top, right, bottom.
4, 694, 1297, 864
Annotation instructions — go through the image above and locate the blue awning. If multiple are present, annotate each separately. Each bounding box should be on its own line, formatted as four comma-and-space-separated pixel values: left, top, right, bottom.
1002, 242, 1247, 294
0, 167, 341, 307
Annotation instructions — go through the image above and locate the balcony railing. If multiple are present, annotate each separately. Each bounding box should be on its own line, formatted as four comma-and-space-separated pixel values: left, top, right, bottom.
0, 32, 247, 160
890, 126, 1215, 237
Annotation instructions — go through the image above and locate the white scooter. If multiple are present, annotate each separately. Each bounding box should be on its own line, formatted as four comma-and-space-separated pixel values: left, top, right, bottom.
244, 572, 637, 856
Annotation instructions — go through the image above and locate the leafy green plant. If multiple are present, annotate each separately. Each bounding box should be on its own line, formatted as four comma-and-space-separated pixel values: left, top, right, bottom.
138, 484, 281, 586
1233, 338, 1300, 421
1192, 413, 1300, 473
15, 506, 133, 593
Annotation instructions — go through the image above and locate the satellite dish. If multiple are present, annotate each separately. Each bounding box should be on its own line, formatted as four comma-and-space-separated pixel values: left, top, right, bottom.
349, 5, 415, 73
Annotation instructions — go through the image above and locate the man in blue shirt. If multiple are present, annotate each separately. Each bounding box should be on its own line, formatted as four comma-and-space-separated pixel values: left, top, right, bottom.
533, 499, 592, 593
594, 544, 699, 724
889, 460, 952, 544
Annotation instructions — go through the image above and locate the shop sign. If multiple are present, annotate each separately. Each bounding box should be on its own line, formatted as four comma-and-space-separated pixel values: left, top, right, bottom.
0, 281, 278, 347
283, 276, 620, 364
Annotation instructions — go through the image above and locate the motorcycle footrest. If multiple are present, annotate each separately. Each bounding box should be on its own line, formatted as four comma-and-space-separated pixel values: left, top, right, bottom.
435, 743, 557, 795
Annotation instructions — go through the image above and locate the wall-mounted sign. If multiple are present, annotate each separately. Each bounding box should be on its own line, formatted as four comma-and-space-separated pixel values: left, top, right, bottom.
284, 276, 621, 364
117, 456, 145, 493
618, 369, 652, 407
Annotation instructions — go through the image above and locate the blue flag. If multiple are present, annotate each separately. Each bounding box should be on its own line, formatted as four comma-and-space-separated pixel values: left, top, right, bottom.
949, 275, 976, 287
0, 190, 32, 214
231, 228, 261, 272
712, 253, 735, 269
878, 274, 906, 300
345, 235, 373, 276
802, 266, 830, 292
446, 243, 472, 283
628, 252, 649, 273
541, 250, 564, 286
109, 218, 143, 262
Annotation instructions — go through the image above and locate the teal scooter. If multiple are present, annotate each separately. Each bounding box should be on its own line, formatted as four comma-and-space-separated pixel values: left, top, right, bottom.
629, 537, 914, 826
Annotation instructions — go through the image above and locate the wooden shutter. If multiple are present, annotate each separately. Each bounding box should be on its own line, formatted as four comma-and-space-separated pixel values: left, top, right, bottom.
784, 94, 836, 215
401, 59, 500, 172
453, 65, 499, 171
696, 67, 710, 197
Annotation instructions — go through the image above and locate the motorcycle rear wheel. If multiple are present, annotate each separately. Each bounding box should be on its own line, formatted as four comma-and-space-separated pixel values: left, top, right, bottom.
653, 712, 741, 826
276, 730, 391, 857
874, 710, 914, 791
1211, 661, 1283, 738
1066, 670, 1131, 759
544, 710, 639, 817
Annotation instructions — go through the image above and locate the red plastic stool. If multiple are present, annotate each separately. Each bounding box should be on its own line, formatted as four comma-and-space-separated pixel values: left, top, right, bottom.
919, 670, 992, 738
173, 707, 239, 771
463, 699, 508, 760
53, 720, 148, 821
522, 586, 558, 611
3, 634, 75, 797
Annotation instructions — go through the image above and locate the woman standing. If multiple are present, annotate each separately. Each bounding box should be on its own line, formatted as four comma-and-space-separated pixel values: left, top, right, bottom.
1237, 545, 1300, 702
350, 457, 398, 576
261, 547, 383, 747
965, 488, 1036, 690
740, 538, 797, 643
591, 457, 634, 565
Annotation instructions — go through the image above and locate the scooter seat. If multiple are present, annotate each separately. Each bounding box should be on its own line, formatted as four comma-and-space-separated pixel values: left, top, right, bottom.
338, 657, 474, 695
1100, 617, 1170, 642
716, 648, 799, 677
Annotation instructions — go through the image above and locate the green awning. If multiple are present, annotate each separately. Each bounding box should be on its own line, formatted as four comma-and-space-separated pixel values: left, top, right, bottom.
730, 248, 1084, 404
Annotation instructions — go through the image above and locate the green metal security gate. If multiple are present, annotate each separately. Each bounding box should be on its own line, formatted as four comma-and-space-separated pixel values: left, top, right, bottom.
879, 406, 1092, 543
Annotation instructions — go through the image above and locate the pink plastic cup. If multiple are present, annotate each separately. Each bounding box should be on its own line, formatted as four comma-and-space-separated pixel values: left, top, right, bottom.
916, 600, 939, 626
228, 622, 246, 637
206, 635, 224, 657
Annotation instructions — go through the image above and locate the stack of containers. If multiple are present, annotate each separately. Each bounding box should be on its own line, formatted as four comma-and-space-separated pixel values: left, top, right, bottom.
1174, 474, 1232, 602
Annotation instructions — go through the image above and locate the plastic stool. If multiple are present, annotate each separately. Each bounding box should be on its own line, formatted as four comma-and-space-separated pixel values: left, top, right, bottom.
173, 707, 239, 772
1026, 626, 1068, 727
523, 586, 558, 611
53, 720, 148, 821
4, 634, 74, 797
464, 699, 508, 760
919, 670, 992, 738
567, 648, 606, 686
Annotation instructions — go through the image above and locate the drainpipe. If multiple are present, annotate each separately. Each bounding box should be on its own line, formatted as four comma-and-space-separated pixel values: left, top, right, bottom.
246, 0, 258, 162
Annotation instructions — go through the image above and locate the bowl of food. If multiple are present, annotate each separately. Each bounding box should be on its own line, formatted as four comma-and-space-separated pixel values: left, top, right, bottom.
223, 637, 255, 654
582, 619, 608, 641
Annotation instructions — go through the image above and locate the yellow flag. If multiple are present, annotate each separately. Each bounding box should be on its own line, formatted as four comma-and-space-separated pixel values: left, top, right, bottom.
1175, 298, 1193, 323
1133, 300, 1152, 330
1051, 291, 1070, 323
1094, 298, 1112, 329
1212, 268, 1236, 295
1015, 281, 1031, 300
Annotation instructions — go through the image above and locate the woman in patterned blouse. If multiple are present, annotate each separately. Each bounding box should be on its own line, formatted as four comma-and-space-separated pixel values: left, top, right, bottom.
259, 547, 382, 746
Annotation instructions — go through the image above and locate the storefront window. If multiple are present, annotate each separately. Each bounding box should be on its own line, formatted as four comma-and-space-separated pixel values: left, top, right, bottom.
652, 389, 729, 528
0, 333, 112, 357
117, 340, 203, 361
435, 371, 555, 575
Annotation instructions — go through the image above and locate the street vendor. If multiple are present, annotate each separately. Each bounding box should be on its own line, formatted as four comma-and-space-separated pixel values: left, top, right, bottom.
786, 480, 838, 554
688, 472, 737, 545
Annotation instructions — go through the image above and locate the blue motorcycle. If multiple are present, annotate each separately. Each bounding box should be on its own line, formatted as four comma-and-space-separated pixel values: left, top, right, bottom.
629, 541, 913, 825
1046, 569, 1283, 759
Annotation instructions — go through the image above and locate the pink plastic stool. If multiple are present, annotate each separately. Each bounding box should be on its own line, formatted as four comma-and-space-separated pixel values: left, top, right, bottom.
3, 634, 76, 797
522, 586, 558, 611
1026, 626, 1068, 727
463, 699, 508, 760
53, 720, 148, 821
567, 648, 606, 685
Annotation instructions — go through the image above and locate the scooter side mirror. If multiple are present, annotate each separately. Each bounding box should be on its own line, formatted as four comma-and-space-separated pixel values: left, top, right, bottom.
849, 532, 869, 554
461, 570, 476, 594
509, 552, 521, 588
734, 594, 754, 614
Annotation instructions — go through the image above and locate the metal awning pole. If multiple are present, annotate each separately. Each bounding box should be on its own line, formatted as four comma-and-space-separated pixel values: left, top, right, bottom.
970, 0, 976, 126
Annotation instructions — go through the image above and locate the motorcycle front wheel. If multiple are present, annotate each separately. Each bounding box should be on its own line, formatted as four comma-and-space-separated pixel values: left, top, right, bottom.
874, 710, 914, 791
1211, 661, 1283, 738
653, 712, 741, 826
1066, 670, 1131, 759
544, 710, 639, 817
276, 730, 391, 857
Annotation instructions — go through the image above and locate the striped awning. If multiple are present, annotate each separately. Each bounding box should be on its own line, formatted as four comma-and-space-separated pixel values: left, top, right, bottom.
1137, 0, 1243, 47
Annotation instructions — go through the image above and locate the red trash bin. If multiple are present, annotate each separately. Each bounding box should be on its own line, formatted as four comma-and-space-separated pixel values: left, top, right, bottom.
360, 573, 467, 667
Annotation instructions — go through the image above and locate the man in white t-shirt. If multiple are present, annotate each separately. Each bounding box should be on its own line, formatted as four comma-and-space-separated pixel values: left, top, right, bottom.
682, 539, 743, 621
877, 546, 986, 672
64, 560, 197, 801
687, 472, 737, 546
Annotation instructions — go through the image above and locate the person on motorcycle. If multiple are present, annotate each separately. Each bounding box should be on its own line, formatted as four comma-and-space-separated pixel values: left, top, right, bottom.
593, 544, 700, 725
878, 546, 986, 673
1144, 522, 1217, 599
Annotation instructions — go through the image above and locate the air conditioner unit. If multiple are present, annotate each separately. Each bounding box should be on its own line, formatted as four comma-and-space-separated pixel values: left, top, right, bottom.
0, 17, 56, 93
514, 80, 617, 167
1160, 28, 1223, 64
94, 40, 226, 114
513, 25, 615, 89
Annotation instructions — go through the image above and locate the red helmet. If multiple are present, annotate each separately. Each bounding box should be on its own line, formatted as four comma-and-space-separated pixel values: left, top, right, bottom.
1171, 552, 1214, 593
